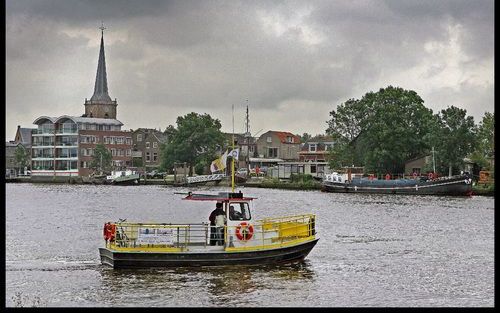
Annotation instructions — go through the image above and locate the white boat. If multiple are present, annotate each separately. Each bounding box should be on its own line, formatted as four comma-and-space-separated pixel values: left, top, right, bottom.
106, 170, 140, 185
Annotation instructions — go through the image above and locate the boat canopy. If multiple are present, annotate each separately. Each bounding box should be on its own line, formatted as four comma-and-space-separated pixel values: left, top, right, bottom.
181, 191, 256, 202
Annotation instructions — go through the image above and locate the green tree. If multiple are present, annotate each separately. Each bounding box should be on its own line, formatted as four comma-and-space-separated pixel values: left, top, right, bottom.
432, 106, 477, 176
14, 145, 29, 173
470, 112, 494, 170
326, 86, 435, 174
89, 143, 112, 174
298, 133, 312, 143
159, 113, 226, 175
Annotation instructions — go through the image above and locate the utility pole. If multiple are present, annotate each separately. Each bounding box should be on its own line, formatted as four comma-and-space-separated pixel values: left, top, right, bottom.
432, 146, 436, 174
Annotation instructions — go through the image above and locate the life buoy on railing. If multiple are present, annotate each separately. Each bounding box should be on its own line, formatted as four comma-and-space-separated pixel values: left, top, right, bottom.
103, 222, 116, 242
428, 172, 434, 180
235, 222, 254, 241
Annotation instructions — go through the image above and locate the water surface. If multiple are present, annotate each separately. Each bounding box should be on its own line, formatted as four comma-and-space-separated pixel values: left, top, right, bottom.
5, 184, 494, 307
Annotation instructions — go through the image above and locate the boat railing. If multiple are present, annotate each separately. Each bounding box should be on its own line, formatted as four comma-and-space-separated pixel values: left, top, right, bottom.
224, 214, 316, 248
107, 223, 211, 251
105, 214, 316, 251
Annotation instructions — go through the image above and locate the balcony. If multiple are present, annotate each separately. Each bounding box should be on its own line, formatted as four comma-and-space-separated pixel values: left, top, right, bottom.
32, 129, 55, 135
56, 128, 78, 134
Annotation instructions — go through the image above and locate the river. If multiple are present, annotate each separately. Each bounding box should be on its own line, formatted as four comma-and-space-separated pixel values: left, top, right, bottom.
5, 183, 495, 307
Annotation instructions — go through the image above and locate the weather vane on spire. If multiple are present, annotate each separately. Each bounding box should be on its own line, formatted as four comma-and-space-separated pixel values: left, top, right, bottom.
99, 21, 106, 34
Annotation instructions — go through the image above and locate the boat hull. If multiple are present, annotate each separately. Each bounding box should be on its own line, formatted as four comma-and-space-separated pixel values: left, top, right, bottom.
322, 176, 472, 196
99, 238, 319, 268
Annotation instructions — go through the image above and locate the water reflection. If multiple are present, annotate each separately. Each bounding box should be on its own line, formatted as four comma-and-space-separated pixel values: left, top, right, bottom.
96, 261, 316, 306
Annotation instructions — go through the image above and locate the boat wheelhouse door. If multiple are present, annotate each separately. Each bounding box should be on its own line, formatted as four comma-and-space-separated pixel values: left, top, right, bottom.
225, 201, 253, 248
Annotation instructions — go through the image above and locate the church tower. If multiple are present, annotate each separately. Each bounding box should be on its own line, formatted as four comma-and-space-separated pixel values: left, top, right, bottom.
84, 25, 117, 119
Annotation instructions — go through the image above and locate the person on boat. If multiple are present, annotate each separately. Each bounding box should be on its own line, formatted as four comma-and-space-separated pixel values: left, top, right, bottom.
209, 202, 225, 246
229, 205, 243, 220
215, 210, 226, 246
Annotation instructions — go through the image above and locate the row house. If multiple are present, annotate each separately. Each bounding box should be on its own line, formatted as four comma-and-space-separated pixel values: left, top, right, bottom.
298, 135, 335, 162
255, 131, 301, 161
5, 142, 21, 177
132, 128, 168, 171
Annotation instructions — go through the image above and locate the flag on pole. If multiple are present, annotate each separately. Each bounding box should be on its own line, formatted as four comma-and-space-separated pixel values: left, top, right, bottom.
228, 148, 239, 160
210, 150, 228, 173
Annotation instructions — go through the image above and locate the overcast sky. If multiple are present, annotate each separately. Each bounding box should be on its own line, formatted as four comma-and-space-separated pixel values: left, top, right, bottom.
6, 0, 494, 141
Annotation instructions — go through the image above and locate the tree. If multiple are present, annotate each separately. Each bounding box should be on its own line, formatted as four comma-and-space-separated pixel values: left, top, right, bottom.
326, 86, 435, 174
14, 145, 29, 174
470, 112, 494, 170
298, 133, 312, 143
159, 113, 226, 175
433, 106, 476, 176
89, 143, 112, 174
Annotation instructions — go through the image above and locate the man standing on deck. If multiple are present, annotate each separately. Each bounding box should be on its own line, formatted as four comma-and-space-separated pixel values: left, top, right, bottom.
209, 202, 225, 246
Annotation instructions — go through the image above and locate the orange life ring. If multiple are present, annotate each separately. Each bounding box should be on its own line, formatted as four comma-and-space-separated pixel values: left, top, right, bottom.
385, 174, 391, 180
235, 222, 254, 241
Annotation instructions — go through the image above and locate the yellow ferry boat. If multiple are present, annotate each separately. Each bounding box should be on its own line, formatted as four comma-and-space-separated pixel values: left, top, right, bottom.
99, 191, 318, 268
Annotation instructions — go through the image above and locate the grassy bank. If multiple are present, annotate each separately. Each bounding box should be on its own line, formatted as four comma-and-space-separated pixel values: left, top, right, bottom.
254, 174, 322, 190
472, 184, 495, 196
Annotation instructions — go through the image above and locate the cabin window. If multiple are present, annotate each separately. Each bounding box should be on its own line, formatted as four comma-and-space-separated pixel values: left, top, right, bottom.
228, 202, 251, 221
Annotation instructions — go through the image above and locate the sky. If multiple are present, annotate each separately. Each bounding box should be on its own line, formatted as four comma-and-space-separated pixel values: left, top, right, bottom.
6, 0, 494, 141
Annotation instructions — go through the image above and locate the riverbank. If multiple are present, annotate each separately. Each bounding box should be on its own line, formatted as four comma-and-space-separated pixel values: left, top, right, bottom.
6, 176, 494, 196
472, 184, 495, 196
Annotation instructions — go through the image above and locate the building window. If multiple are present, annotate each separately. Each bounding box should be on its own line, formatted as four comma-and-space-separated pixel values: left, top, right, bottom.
309, 144, 317, 152
266, 136, 272, 143
126, 138, 132, 145
137, 134, 143, 142
311, 165, 317, 173
287, 136, 294, 143
146, 142, 150, 149
153, 152, 158, 162
268, 147, 278, 158
146, 152, 151, 162
153, 142, 158, 149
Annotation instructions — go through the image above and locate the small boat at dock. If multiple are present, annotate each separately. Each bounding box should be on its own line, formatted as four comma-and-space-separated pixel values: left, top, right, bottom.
106, 170, 140, 185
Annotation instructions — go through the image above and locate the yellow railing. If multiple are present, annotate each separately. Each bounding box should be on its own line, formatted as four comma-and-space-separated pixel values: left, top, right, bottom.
105, 214, 316, 252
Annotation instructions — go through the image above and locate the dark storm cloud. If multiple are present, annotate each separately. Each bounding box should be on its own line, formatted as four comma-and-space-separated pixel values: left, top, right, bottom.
6, 0, 172, 22
6, 0, 494, 140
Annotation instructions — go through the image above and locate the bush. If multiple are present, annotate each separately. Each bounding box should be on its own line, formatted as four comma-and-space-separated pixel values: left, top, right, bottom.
290, 173, 314, 183
194, 162, 206, 175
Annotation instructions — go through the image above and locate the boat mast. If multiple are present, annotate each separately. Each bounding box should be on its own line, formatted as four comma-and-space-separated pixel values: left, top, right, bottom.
231, 104, 235, 192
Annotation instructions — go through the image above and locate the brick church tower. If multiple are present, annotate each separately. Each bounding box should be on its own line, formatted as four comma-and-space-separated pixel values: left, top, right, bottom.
84, 26, 117, 119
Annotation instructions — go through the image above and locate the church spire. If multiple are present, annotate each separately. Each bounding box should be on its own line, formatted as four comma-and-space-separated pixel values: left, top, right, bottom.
90, 23, 112, 103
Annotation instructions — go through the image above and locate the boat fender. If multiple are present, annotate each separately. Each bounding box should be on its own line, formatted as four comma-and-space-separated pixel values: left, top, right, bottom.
235, 222, 254, 241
